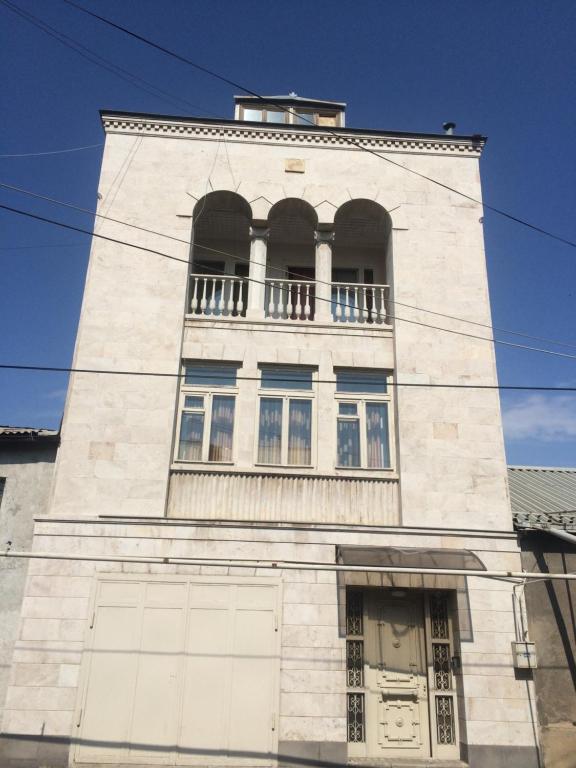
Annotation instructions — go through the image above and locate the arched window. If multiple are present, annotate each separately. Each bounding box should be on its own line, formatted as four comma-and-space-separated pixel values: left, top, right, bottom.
189, 192, 252, 317
332, 200, 391, 324
265, 199, 318, 321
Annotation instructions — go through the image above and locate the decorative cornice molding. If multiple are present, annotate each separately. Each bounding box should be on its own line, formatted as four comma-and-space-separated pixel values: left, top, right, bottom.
101, 115, 484, 157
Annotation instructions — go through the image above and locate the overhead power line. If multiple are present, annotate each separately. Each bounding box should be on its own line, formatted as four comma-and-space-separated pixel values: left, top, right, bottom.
61, 0, 576, 251
0, 142, 103, 158
3, 199, 576, 363
2, 180, 576, 354
0, 0, 223, 120
2, 362, 576, 392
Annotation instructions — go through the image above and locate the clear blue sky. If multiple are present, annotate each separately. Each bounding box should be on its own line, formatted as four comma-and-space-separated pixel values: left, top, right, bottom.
1, 0, 575, 467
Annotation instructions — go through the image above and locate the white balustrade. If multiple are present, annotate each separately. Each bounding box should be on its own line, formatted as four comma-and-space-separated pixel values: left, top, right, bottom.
189, 274, 247, 317
331, 282, 389, 324
265, 279, 316, 321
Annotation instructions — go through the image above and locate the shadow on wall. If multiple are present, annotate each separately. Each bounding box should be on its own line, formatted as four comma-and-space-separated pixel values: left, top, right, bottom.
0, 733, 347, 768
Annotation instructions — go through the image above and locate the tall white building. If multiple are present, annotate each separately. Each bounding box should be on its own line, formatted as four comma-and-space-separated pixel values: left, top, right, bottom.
0, 95, 540, 768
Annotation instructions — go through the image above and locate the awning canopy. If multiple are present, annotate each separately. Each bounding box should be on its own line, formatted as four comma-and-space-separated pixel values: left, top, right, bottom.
336, 545, 486, 571
335, 545, 486, 593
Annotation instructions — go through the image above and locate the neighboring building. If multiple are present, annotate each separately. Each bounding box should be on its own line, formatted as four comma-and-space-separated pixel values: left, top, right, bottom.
0, 427, 59, 734
0, 96, 541, 767
509, 466, 576, 768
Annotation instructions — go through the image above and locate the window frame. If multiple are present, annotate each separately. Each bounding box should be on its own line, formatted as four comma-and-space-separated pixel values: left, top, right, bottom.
255, 366, 316, 469
238, 105, 340, 127
239, 106, 289, 124
175, 364, 239, 465
335, 370, 393, 471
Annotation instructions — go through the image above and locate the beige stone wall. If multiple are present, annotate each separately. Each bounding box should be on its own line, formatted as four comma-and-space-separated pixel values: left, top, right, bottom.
0, 445, 56, 734
0, 519, 537, 761
49, 117, 510, 531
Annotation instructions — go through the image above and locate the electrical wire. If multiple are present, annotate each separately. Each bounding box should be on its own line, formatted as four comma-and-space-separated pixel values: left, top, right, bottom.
2, 4, 574, 345
0, 0, 224, 120
61, 0, 576, 251
1, 362, 576, 391
0, 242, 83, 250
0, 143, 103, 158
3, 180, 576, 353
4, 199, 576, 363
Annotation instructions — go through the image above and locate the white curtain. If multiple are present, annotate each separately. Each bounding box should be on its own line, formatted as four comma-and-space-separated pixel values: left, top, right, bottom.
288, 399, 312, 465
208, 395, 235, 461
258, 398, 282, 463
366, 403, 390, 468
337, 419, 360, 467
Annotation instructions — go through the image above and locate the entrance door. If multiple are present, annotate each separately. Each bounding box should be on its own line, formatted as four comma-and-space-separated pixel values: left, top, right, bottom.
346, 589, 459, 761
364, 591, 430, 757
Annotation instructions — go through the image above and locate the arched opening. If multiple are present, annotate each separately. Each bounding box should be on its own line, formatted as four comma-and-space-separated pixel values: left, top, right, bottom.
189, 191, 252, 316
266, 198, 318, 320
332, 200, 391, 324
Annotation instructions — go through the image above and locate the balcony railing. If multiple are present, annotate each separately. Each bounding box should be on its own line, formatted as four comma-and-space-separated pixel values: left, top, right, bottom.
331, 282, 389, 324
265, 278, 315, 321
189, 274, 247, 317
189, 274, 390, 326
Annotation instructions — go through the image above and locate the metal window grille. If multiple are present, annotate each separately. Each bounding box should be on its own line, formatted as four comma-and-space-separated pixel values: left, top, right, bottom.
346, 590, 365, 743
436, 696, 455, 744
432, 643, 451, 690
346, 640, 363, 687
347, 693, 365, 743
346, 590, 363, 635
430, 593, 449, 639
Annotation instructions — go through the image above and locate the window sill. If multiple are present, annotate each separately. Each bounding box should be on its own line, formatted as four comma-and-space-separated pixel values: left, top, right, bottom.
170, 464, 399, 482
184, 315, 393, 334
174, 460, 235, 467
254, 462, 314, 470
335, 465, 394, 472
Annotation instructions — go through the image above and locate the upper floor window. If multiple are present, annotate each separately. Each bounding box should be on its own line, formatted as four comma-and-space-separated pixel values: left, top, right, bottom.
176, 363, 239, 463
335, 370, 391, 469
239, 105, 341, 127
257, 366, 315, 467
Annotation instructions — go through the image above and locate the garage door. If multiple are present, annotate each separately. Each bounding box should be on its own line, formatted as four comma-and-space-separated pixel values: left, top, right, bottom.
74, 577, 280, 766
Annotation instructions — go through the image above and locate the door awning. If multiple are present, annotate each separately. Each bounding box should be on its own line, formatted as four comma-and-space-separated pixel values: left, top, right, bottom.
335, 545, 486, 594
336, 545, 486, 572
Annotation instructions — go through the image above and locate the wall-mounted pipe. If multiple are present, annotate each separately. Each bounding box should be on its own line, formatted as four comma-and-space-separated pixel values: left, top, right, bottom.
2, 548, 576, 581
546, 527, 576, 546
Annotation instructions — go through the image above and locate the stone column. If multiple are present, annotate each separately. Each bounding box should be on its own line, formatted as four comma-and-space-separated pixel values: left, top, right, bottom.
246, 226, 269, 320
314, 229, 334, 322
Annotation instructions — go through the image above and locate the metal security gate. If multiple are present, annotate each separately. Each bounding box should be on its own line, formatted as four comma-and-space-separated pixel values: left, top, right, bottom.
346, 588, 459, 761
74, 576, 281, 766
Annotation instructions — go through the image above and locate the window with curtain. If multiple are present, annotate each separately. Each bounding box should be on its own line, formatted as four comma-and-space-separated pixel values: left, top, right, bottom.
176, 363, 239, 463
335, 370, 392, 469
257, 366, 314, 466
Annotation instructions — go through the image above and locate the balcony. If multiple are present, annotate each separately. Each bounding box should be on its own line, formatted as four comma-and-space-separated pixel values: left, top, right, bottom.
189, 274, 247, 317
188, 192, 392, 328
331, 281, 388, 324
189, 274, 390, 325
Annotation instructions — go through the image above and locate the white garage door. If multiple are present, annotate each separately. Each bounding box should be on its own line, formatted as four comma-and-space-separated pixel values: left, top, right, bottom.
74, 577, 280, 766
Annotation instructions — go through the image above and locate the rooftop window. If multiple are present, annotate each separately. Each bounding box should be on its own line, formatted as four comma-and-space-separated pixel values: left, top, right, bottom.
236, 95, 345, 127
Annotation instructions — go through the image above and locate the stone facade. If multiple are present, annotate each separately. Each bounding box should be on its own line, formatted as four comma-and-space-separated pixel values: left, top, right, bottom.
0, 99, 539, 767
0, 430, 58, 738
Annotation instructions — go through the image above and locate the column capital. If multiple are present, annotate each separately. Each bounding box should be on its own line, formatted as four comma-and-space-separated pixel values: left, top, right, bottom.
314, 230, 335, 245
249, 226, 270, 241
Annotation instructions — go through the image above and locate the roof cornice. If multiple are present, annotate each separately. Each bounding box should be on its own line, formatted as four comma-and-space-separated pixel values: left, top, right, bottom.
100, 111, 485, 157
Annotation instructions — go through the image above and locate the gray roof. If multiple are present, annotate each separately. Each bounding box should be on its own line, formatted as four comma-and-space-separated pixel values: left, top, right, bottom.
508, 466, 576, 531
234, 93, 346, 108
0, 426, 59, 439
